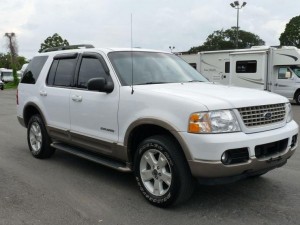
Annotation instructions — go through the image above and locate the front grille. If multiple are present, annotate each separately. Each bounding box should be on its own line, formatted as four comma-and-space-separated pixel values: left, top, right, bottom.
238, 103, 286, 127
255, 138, 288, 159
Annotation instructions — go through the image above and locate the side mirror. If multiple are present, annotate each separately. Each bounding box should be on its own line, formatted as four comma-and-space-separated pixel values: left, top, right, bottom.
87, 77, 114, 93
285, 71, 292, 79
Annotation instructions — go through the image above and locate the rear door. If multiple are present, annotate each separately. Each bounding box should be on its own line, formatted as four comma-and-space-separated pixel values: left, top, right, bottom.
41, 53, 78, 140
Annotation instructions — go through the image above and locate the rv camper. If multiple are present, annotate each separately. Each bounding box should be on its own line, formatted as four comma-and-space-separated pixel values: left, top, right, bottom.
0, 68, 13, 83
180, 46, 300, 104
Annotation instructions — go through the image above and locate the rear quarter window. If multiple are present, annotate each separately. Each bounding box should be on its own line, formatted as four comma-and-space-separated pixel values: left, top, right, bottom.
21, 56, 48, 84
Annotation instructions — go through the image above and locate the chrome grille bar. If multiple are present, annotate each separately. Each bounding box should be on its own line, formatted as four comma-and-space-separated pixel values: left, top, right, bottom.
238, 103, 286, 127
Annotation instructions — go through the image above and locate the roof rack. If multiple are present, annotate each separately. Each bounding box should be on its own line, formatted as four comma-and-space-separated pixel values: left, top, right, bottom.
42, 44, 95, 53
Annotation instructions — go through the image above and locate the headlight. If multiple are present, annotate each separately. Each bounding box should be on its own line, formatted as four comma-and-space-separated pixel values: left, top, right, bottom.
188, 110, 241, 133
286, 103, 293, 123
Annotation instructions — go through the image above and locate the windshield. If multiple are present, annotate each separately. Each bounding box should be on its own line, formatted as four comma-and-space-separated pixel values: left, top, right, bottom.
290, 65, 300, 78
108, 51, 208, 85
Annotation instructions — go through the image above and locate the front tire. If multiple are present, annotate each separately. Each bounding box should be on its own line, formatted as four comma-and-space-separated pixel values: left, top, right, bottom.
295, 92, 300, 105
27, 114, 55, 159
134, 135, 195, 207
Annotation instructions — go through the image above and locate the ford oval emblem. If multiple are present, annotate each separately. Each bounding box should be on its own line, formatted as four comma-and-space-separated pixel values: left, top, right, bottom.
263, 112, 272, 120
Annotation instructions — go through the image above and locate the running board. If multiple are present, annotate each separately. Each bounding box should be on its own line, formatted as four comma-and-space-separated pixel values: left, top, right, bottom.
51, 142, 131, 172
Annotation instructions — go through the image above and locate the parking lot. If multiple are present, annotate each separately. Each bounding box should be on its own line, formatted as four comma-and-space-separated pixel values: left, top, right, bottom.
0, 89, 300, 225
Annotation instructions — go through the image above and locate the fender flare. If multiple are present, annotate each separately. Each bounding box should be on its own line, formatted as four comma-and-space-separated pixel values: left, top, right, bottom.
124, 118, 192, 160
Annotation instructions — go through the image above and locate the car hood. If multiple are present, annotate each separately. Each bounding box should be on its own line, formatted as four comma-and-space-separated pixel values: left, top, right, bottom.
134, 82, 288, 110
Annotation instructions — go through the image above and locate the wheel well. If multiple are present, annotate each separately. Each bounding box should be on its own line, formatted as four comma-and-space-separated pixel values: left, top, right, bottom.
23, 105, 41, 127
127, 124, 184, 165
294, 89, 300, 100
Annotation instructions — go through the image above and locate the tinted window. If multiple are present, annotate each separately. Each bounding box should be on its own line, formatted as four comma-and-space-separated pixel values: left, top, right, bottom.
225, 62, 230, 73
189, 63, 197, 69
46, 60, 59, 85
53, 58, 77, 87
77, 58, 107, 89
236, 60, 257, 73
21, 56, 48, 84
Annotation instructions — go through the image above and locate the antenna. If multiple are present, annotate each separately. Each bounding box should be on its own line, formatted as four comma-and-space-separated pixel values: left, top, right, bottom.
131, 13, 134, 94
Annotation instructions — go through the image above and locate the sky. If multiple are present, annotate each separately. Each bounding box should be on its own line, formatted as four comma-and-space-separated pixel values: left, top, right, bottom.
0, 0, 299, 59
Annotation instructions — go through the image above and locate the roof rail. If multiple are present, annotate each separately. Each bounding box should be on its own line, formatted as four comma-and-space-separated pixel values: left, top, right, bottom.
42, 44, 95, 53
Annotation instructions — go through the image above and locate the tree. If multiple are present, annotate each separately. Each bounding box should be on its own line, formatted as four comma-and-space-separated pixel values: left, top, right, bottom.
38, 33, 69, 53
0, 53, 27, 70
4, 33, 19, 84
279, 15, 300, 47
188, 27, 265, 53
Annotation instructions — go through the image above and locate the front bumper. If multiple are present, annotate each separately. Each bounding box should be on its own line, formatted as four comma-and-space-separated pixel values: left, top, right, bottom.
180, 120, 298, 178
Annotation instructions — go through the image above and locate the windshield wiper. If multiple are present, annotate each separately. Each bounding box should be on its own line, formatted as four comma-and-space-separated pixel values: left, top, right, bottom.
136, 82, 169, 85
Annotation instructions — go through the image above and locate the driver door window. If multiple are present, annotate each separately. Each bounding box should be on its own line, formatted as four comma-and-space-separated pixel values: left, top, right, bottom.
278, 67, 291, 79
77, 58, 107, 89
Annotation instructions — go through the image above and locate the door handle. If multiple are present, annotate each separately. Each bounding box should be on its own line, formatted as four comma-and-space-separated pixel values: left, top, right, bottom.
72, 95, 82, 102
275, 83, 278, 86
39, 91, 47, 96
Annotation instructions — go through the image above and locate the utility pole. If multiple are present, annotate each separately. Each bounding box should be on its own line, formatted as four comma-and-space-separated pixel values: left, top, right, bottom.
230, 1, 247, 48
5, 33, 18, 84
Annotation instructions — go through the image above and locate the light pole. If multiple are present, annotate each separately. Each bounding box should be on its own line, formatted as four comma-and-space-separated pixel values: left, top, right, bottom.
169, 46, 175, 53
230, 1, 247, 48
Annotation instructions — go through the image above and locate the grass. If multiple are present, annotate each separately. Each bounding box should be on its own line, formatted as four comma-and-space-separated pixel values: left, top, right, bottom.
4, 82, 19, 89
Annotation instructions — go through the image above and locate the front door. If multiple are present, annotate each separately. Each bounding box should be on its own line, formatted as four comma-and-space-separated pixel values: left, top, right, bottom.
69, 52, 119, 157
273, 67, 295, 99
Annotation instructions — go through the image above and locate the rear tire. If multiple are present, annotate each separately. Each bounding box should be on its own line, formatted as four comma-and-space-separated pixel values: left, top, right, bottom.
27, 114, 55, 159
134, 135, 195, 207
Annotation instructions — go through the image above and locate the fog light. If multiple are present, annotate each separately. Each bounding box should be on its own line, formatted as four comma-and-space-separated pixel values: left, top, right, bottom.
221, 151, 229, 164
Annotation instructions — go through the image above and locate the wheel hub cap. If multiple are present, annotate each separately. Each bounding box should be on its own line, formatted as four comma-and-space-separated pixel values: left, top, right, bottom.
140, 149, 172, 196
29, 122, 42, 153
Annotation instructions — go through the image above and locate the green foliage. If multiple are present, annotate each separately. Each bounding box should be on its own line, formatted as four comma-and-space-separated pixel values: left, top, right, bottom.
0, 53, 27, 70
279, 15, 300, 47
188, 27, 265, 53
38, 33, 69, 53
4, 81, 18, 89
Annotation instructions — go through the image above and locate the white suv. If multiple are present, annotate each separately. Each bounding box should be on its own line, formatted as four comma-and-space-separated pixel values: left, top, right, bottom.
17, 45, 298, 207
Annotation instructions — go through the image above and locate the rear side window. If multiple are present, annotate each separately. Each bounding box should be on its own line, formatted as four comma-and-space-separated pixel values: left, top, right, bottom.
21, 56, 48, 84
47, 58, 77, 87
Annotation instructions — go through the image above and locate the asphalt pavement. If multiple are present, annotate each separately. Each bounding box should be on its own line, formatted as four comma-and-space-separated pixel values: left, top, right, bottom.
0, 89, 300, 225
